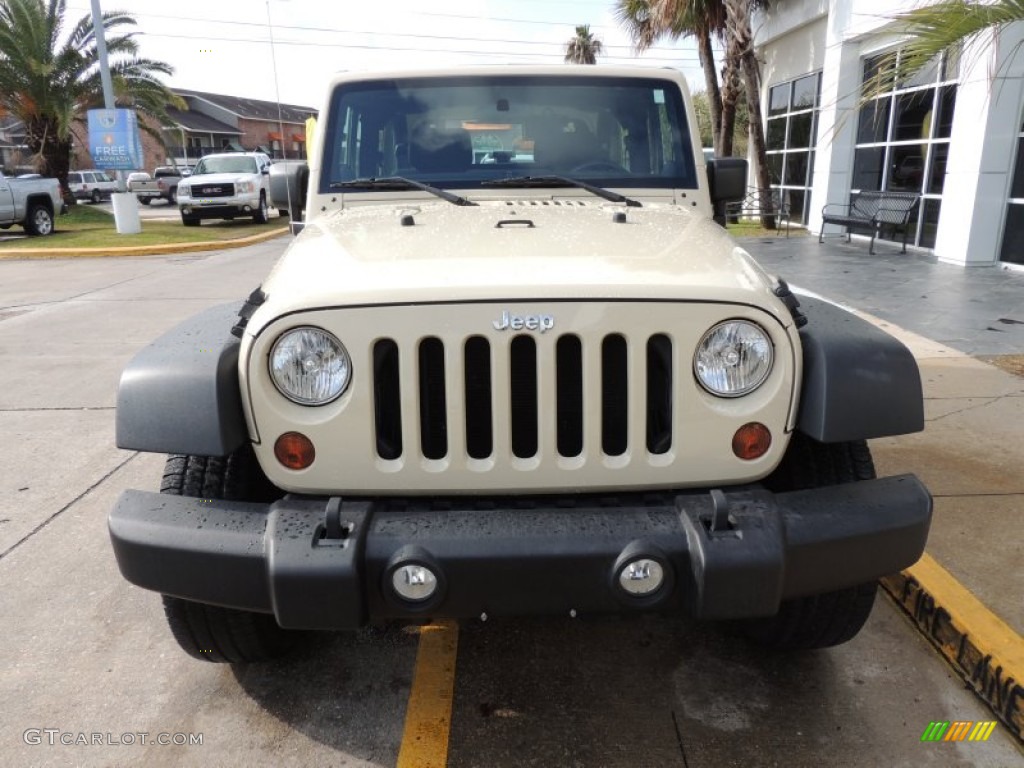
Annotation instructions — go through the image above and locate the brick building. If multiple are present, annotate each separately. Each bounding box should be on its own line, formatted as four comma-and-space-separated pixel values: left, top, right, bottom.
69, 89, 317, 173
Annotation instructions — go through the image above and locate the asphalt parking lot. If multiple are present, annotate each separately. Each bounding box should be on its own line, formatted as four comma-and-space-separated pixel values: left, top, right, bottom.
1, 241, 1022, 767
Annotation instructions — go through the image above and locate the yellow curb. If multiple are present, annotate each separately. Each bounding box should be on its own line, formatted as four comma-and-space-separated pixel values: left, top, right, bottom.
0, 226, 289, 260
396, 620, 459, 768
881, 554, 1024, 742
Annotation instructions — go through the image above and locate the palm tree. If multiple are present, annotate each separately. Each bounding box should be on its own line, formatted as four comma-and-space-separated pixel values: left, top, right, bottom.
617, 0, 775, 226
721, 0, 773, 223
565, 24, 604, 64
616, 0, 734, 155
0, 0, 182, 194
863, 0, 1024, 99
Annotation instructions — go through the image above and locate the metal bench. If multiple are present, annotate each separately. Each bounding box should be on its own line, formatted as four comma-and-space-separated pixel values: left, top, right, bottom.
819, 191, 919, 254
726, 187, 791, 236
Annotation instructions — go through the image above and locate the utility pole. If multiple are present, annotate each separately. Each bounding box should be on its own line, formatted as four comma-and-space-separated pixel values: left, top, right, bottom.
89, 0, 140, 232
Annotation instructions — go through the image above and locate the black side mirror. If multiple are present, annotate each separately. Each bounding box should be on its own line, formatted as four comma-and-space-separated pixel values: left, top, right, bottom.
707, 157, 748, 226
268, 161, 309, 228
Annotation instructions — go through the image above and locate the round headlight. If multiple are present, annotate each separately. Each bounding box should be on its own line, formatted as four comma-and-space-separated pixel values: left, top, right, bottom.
270, 327, 351, 405
694, 320, 773, 397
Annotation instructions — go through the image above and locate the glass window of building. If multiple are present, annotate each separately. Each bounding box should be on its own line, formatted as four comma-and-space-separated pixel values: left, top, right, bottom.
1000, 112, 1024, 265
853, 49, 958, 248
765, 72, 821, 224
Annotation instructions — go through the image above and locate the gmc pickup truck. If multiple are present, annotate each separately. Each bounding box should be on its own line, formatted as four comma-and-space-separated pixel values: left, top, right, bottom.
0, 172, 65, 235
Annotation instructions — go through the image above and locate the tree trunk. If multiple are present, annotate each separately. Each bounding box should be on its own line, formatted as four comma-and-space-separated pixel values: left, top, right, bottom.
24, 117, 74, 203
719, 44, 741, 157
696, 27, 723, 156
723, 0, 774, 227
741, 50, 774, 229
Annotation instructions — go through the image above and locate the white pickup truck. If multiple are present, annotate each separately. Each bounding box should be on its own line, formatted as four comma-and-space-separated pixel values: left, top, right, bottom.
129, 166, 190, 205
0, 172, 65, 236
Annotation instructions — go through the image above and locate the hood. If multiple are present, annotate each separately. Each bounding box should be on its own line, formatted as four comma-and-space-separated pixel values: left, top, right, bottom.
253, 200, 784, 328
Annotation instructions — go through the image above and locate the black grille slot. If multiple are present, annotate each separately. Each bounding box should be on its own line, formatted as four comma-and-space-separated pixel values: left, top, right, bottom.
373, 340, 402, 460
464, 336, 493, 459
509, 336, 538, 458
418, 338, 447, 459
556, 335, 583, 457
646, 334, 673, 454
601, 334, 628, 456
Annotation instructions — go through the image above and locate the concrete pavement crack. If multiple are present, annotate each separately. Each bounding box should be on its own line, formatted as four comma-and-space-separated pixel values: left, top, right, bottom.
0, 452, 138, 563
671, 711, 691, 768
0, 407, 114, 412
932, 492, 1024, 498
0, 270, 164, 312
925, 393, 1024, 423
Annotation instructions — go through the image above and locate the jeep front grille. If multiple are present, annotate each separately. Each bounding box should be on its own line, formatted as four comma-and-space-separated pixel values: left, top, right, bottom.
371, 334, 674, 462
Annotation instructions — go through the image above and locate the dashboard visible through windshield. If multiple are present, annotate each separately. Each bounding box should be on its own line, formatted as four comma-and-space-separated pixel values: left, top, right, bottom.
320, 75, 698, 193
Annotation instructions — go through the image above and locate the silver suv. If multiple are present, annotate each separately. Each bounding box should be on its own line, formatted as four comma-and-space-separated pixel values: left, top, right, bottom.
67, 170, 116, 203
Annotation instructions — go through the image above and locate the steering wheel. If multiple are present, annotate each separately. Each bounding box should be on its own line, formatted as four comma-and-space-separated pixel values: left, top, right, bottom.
569, 161, 628, 174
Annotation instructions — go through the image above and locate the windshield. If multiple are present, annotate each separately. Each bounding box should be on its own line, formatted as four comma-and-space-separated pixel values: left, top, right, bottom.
193, 156, 258, 175
320, 75, 697, 193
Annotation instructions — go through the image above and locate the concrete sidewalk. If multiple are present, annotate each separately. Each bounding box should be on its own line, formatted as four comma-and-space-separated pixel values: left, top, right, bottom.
744, 234, 1024, 740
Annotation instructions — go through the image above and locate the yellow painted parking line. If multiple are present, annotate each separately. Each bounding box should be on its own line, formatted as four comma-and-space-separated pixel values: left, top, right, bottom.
881, 553, 1024, 741
396, 620, 459, 768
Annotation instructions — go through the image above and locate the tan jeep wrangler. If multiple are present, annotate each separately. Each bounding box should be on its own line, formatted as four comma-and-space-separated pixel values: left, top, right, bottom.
109, 66, 932, 663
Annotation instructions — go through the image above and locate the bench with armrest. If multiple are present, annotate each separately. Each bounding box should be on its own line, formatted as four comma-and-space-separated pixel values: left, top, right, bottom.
725, 187, 791, 236
819, 191, 919, 254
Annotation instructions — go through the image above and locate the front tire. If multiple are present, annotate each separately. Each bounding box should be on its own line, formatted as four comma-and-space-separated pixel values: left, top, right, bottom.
90, 189, 101, 203
162, 595, 294, 664
181, 213, 200, 227
253, 192, 268, 224
159, 449, 293, 663
741, 434, 879, 650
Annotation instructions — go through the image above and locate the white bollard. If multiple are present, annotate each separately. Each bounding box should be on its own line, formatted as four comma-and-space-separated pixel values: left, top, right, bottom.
110, 192, 142, 234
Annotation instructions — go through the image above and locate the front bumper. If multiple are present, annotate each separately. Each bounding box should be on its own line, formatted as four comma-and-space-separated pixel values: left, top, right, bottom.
109, 476, 931, 629
179, 194, 259, 218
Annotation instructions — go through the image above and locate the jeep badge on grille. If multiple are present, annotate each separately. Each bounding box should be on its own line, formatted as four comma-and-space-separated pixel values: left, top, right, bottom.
492, 311, 555, 333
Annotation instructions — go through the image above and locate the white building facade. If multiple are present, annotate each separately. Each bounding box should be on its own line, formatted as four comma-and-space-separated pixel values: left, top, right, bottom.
754, 0, 1024, 267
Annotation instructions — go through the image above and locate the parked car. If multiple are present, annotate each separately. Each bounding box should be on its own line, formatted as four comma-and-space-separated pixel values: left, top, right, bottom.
130, 166, 187, 205
67, 170, 117, 203
176, 152, 272, 225
111, 66, 932, 665
0, 171, 66, 235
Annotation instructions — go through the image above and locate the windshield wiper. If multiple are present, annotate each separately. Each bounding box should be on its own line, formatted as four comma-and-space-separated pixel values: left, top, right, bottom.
480, 175, 642, 207
329, 176, 477, 206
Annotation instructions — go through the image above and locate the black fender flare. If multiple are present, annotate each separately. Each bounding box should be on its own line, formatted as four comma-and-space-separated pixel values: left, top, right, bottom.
794, 296, 924, 442
116, 302, 248, 457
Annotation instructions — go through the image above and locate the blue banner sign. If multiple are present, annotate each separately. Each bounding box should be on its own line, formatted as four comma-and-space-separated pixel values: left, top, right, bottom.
87, 109, 143, 171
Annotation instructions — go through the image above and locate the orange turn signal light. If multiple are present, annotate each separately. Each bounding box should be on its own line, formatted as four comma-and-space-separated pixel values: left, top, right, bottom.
732, 423, 771, 460
274, 431, 315, 469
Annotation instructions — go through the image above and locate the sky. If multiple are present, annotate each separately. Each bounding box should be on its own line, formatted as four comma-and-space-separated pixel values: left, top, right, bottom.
64, 0, 706, 110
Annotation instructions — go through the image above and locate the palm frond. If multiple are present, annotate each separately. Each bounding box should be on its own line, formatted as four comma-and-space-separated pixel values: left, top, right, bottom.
863, 0, 1024, 101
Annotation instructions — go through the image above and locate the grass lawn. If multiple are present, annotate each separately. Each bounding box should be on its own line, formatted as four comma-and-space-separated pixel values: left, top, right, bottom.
0, 204, 287, 251
725, 219, 807, 238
